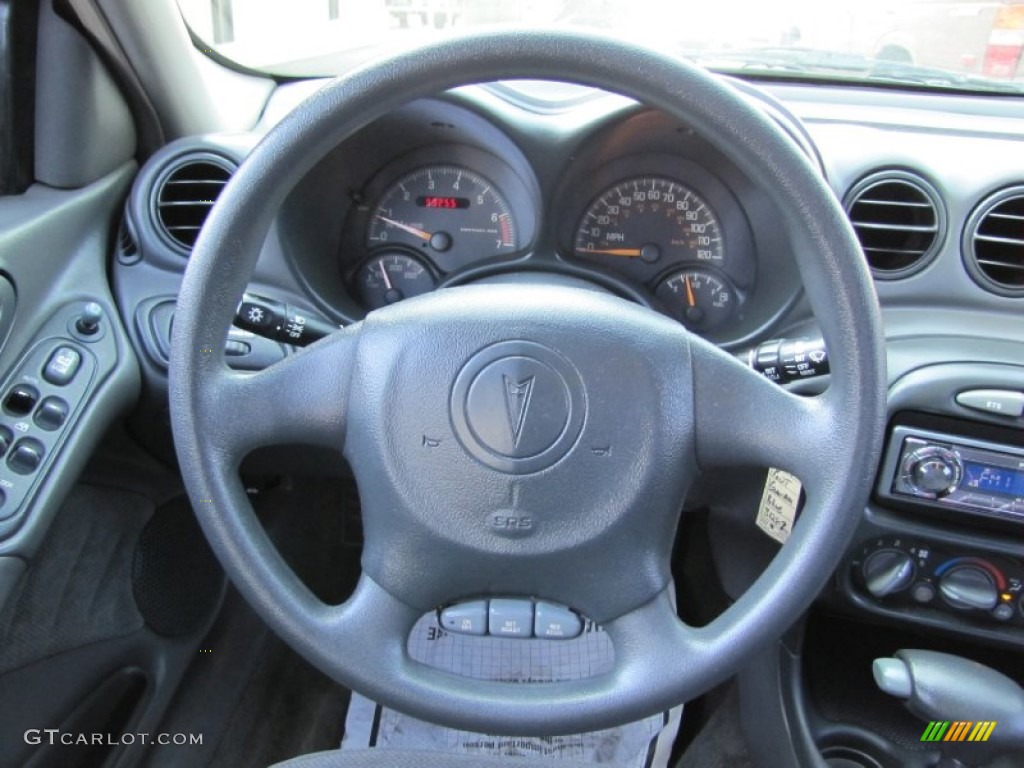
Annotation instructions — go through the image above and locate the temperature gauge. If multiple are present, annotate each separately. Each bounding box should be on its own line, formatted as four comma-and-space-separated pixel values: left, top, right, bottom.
355, 251, 435, 310
655, 267, 738, 332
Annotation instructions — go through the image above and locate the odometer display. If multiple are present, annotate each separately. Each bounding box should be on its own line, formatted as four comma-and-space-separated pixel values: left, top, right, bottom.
574, 176, 724, 270
418, 196, 469, 209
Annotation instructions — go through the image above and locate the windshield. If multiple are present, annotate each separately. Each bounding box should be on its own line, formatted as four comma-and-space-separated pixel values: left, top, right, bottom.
176, 0, 1024, 93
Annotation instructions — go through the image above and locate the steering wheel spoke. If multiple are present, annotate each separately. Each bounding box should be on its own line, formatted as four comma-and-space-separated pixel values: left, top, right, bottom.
691, 337, 833, 486
199, 329, 358, 462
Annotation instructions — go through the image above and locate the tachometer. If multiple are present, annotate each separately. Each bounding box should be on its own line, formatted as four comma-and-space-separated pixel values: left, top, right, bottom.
366, 165, 518, 273
574, 177, 723, 272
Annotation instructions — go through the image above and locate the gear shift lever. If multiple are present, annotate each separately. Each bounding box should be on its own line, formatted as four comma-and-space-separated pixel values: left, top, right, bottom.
873, 649, 1024, 767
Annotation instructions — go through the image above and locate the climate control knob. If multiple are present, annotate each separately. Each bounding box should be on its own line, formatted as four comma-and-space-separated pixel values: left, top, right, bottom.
862, 550, 915, 598
902, 446, 961, 499
939, 566, 998, 611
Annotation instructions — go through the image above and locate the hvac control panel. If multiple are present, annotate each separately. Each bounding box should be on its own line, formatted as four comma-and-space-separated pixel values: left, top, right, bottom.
851, 536, 1024, 628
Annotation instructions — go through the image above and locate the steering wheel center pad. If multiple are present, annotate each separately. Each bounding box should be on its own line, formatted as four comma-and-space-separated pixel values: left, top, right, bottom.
349, 283, 694, 619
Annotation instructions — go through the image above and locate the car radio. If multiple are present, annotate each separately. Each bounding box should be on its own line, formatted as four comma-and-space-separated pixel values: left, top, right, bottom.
878, 426, 1024, 523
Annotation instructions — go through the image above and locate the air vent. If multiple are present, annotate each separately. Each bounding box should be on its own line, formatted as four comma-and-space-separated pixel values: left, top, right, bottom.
118, 219, 137, 256
116, 215, 140, 266
963, 186, 1024, 297
153, 156, 234, 254
844, 171, 944, 278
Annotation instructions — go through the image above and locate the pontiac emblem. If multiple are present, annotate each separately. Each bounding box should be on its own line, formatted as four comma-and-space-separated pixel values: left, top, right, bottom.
502, 375, 535, 447
450, 341, 585, 474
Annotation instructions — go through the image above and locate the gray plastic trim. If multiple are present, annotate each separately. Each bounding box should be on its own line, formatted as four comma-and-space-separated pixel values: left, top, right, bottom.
34, 0, 135, 189
0, 164, 141, 561
886, 362, 1024, 429
95, 0, 274, 137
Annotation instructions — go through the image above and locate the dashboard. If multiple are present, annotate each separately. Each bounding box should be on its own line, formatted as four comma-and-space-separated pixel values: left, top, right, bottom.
112, 76, 1024, 652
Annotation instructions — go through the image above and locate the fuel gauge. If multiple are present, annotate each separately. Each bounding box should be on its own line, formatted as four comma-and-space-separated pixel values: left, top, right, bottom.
355, 251, 435, 310
655, 267, 738, 332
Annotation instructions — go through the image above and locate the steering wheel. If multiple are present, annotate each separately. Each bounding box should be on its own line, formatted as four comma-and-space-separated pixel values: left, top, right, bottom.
168, 30, 886, 736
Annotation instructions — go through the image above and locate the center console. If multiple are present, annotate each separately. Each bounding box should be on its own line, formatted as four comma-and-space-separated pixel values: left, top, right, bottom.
742, 359, 1024, 768
836, 362, 1024, 650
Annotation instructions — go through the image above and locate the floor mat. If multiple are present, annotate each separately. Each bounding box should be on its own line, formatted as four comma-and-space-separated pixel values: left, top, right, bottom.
675, 684, 753, 768
209, 627, 350, 766
342, 612, 682, 766
146, 478, 357, 767
0, 484, 152, 675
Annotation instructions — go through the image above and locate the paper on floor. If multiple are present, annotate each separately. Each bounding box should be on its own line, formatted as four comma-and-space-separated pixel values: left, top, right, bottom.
342, 612, 682, 766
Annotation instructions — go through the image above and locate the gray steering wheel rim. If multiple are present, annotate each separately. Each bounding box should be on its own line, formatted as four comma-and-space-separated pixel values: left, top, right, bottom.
169, 29, 886, 735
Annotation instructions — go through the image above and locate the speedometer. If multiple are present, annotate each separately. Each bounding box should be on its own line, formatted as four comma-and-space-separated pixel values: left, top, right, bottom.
366, 165, 518, 274
573, 177, 724, 271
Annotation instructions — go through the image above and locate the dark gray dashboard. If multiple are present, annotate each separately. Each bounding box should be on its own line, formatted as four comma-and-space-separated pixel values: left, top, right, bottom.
110, 76, 1024, 647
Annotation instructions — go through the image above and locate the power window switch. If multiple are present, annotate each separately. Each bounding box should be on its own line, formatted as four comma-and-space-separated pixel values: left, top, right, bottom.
34, 397, 69, 431
488, 599, 534, 638
43, 346, 82, 386
3, 385, 38, 416
439, 600, 488, 636
534, 601, 583, 640
8, 438, 44, 475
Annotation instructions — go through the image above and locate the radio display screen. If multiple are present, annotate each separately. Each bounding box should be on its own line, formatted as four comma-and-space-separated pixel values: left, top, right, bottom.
963, 461, 1024, 498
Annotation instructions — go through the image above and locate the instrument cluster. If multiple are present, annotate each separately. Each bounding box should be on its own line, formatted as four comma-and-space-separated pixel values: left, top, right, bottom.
336, 106, 769, 342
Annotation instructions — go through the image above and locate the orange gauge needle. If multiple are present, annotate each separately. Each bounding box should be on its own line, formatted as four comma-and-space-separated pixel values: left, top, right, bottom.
375, 215, 433, 241
684, 275, 696, 307
575, 248, 643, 258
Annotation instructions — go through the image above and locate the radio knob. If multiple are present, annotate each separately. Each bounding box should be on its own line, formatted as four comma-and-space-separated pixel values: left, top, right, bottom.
904, 446, 961, 498
862, 550, 915, 598
939, 566, 998, 611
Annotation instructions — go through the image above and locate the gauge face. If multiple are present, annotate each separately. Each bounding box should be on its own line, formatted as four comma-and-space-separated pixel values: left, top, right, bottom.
366, 165, 518, 273
573, 177, 724, 272
655, 268, 737, 332
356, 251, 436, 310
